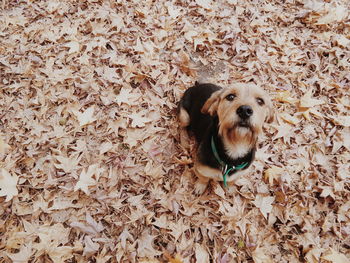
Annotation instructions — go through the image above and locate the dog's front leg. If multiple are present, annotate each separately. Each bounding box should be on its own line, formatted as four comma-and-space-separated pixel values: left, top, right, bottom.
193, 167, 210, 195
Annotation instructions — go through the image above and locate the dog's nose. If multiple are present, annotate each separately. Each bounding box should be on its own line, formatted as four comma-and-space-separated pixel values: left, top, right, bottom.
236, 105, 253, 119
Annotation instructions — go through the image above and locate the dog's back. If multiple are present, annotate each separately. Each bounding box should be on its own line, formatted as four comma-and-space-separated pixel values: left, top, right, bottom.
179, 83, 221, 142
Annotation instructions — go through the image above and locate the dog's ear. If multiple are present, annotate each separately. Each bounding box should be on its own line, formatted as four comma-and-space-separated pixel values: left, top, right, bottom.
266, 108, 275, 123
265, 97, 275, 123
201, 90, 222, 116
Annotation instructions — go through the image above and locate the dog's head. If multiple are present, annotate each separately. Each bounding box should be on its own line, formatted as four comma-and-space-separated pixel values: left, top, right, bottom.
201, 83, 274, 156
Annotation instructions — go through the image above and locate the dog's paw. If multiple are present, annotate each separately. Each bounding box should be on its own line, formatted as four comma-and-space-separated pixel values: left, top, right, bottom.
194, 180, 208, 195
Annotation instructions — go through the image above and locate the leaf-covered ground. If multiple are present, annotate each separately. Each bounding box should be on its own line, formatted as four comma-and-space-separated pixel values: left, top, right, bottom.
1, 0, 350, 262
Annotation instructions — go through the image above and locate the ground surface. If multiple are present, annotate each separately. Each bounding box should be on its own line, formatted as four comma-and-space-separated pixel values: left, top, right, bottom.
0, 0, 350, 262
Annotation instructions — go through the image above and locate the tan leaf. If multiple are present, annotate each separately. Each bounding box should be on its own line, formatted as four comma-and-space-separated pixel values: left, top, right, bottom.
333, 116, 350, 127
321, 248, 350, 263
83, 236, 100, 257
86, 213, 104, 233
137, 229, 161, 258
336, 34, 350, 48
195, 0, 213, 9
72, 106, 96, 126
64, 41, 80, 54
74, 164, 98, 195
129, 111, 152, 128
195, 243, 209, 262
54, 154, 81, 174
164, 251, 184, 263
264, 166, 284, 186
305, 248, 324, 263
0, 135, 10, 155
115, 87, 140, 106
272, 122, 293, 141
119, 228, 133, 250
275, 91, 298, 104
280, 113, 300, 125
213, 183, 226, 198
252, 195, 275, 219
0, 169, 18, 202
252, 247, 273, 263
5, 244, 33, 263
299, 89, 324, 108
316, 6, 348, 25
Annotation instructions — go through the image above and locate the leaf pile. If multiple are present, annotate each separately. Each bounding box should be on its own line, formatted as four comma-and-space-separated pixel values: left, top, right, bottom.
0, 0, 349, 262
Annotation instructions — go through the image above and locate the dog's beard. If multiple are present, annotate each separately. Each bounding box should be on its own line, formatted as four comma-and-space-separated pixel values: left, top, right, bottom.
218, 123, 256, 159
222, 121, 258, 147
232, 124, 253, 141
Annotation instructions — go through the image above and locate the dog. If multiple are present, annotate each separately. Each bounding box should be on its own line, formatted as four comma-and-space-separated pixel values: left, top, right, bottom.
179, 82, 274, 193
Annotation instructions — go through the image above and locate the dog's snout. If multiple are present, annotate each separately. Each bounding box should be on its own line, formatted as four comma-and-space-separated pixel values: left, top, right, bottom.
236, 105, 253, 119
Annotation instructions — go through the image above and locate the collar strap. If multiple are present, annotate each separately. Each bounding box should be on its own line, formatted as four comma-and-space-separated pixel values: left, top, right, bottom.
211, 136, 249, 187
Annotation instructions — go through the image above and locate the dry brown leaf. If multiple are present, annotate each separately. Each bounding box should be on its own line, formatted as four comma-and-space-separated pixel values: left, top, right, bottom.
5, 244, 33, 263
333, 116, 350, 127
74, 165, 99, 195
321, 248, 350, 263
168, 256, 183, 263
195, 0, 213, 10
137, 229, 162, 258
305, 248, 324, 263
252, 247, 274, 263
0, 168, 18, 202
299, 89, 324, 108
316, 5, 348, 25
1, 0, 350, 261
72, 106, 96, 127
195, 243, 209, 262
0, 135, 10, 155
252, 195, 275, 219
280, 113, 300, 125
275, 91, 298, 104
264, 166, 284, 186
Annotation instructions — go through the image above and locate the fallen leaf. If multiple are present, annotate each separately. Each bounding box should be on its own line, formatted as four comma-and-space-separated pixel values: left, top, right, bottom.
129, 111, 152, 128
64, 41, 80, 54
115, 88, 140, 106
275, 91, 298, 104
74, 165, 99, 195
0, 135, 10, 154
195, 243, 209, 262
252, 247, 273, 263
72, 106, 96, 126
264, 166, 284, 186
299, 89, 324, 108
83, 236, 100, 257
119, 228, 133, 250
137, 229, 161, 258
0, 169, 18, 202
333, 116, 350, 127
321, 248, 350, 263
252, 195, 275, 219
280, 113, 300, 125
305, 248, 324, 263
316, 5, 348, 25
5, 244, 33, 263
164, 252, 184, 263
195, 0, 213, 10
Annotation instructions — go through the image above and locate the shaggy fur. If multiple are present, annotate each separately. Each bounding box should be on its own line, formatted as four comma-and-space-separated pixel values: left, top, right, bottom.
179, 82, 274, 193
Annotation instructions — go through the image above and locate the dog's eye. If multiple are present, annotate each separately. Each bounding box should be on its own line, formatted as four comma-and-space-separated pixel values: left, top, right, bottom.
225, 94, 236, 101
257, 98, 265, 106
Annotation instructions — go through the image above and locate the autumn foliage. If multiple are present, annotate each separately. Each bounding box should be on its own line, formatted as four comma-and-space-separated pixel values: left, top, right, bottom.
0, 0, 349, 262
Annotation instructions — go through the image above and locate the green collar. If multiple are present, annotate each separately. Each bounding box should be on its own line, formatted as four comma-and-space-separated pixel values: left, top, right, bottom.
211, 136, 249, 187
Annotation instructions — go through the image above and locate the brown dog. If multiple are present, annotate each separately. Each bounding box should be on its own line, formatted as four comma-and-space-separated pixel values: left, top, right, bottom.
179, 82, 274, 193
